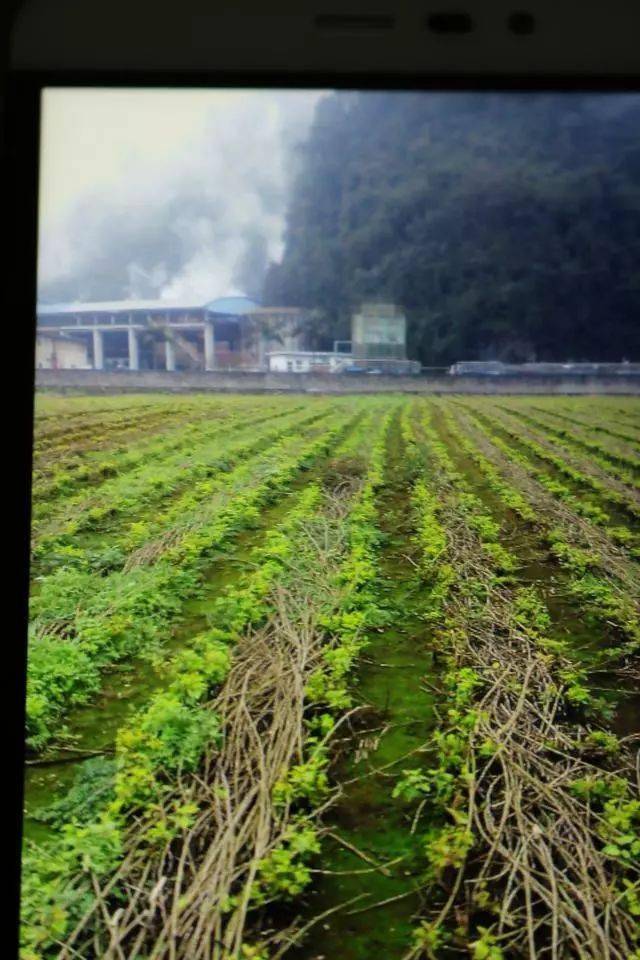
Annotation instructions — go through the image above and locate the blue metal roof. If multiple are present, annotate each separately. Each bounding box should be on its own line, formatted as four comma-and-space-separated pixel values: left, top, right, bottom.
204, 296, 260, 315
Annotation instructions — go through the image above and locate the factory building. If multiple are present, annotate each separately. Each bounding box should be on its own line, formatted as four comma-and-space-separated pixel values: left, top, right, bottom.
35, 296, 420, 375
36, 296, 308, 372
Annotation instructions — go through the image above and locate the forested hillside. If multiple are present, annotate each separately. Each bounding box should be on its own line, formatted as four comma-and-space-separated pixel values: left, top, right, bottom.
263, 92, 640, 365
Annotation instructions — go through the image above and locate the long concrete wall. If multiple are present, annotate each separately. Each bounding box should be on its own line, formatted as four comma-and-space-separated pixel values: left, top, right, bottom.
35, 369, 640, 395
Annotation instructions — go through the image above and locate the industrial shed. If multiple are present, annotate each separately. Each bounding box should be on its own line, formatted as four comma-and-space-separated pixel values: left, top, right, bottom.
36, 296, 308, 372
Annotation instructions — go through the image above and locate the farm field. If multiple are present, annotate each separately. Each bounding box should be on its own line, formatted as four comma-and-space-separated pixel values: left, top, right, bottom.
21, 391, 640, 960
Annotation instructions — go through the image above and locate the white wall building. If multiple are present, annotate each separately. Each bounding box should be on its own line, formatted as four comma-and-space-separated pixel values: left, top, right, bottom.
267, 351, 344, 373
35, 333, 91, 369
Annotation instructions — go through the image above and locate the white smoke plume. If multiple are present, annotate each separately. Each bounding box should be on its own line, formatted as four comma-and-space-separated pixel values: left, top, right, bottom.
37, 88, 325, 305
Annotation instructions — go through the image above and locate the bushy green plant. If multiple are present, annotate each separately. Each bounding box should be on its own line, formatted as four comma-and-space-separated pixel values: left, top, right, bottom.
33, 757, 116, 827
411, 919, 451, 954
273, 750, 330, 807
470, 927, 505, 959
253, 823, 321, 903
423, 822, 474, 877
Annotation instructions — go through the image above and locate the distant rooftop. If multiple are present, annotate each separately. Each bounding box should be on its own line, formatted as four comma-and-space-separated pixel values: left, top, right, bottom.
251, 306, 306, 314
37, 295, 260, 317
266, 350, 335, 357
207, 296, 260, 315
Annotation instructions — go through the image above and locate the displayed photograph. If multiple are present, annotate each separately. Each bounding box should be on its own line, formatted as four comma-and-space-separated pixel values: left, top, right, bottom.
23, 87, 640, 960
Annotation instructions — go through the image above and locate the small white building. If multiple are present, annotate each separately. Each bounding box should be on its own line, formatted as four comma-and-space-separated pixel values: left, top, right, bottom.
267, 351, 345, 373
35, 333, 91, 369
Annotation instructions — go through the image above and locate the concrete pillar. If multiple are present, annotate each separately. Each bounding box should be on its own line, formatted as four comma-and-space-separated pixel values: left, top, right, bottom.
165, 338, 176, 371
92, 328, 104, 370
128, 327, 139, 371
204, 320, 215, 371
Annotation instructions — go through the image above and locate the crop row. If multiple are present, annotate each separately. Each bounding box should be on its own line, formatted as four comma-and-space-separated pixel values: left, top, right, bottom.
32, 400, 271, 497
33, 401, 188, 452
533, 404, 640, 449
440, 403, 640, 657
30, 411, 337, 629
26, 410, 357, 750
494, 400, 640, 498
492, 401, 640, 488
464, 400, 640, 520
21, 402, 396, 960
396, 404, 640, 957
33, 394, 278, 458
22, 395, 639, 960
33, 393, 172, 422
33, 391, 170, 421
31, 399, 305, 531
31, 402, 319, 567
444, 401, 640, 558
521, 398, 640, 447
31, 401, 261, 500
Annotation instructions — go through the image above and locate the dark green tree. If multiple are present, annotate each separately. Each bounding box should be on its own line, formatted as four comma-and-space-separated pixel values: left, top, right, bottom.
264, 92, 640, 364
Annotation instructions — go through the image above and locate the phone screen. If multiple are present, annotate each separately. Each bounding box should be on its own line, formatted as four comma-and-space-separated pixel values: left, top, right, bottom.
23, 87, 640, 960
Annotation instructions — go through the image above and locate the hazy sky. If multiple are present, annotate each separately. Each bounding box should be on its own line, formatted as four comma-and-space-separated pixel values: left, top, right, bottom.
37, 88, 324, 304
